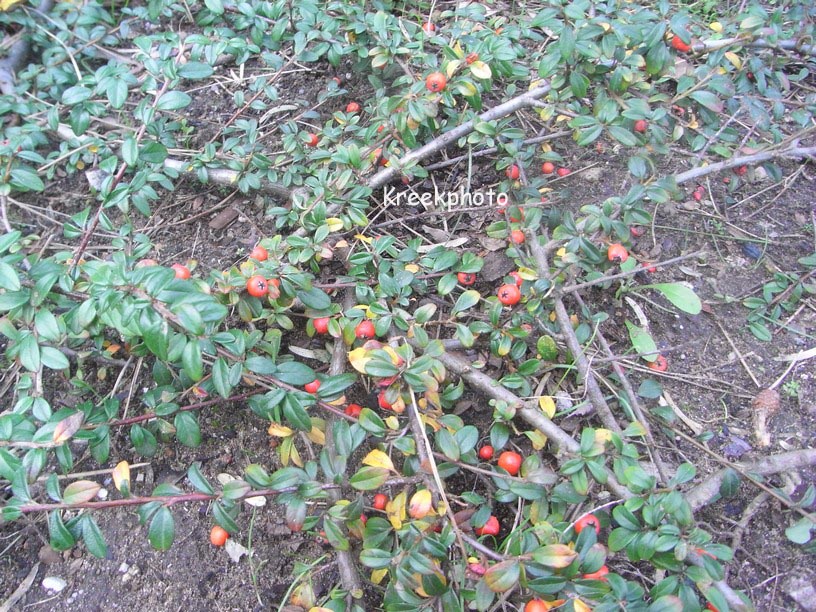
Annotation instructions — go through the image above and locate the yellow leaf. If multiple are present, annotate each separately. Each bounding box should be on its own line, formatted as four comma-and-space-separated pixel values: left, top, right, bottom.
556, 247, 566, 257
599, 22, 611, 32
445, 59, 462, 79
112, 461, 130, 495
555, 114, 571, 123
709, 21, 723, 32
408, 489, 433, 519
538, 396, 556, 418
325, 217, 344, 232
384, 415, 400, 429
518, 266, 538, 280
526, 429, 548, 451
387, 491, 407, 529
405, 263, 419, 273
354, 234, 373, 244
362, 449, 395, 472
452, 41, 463, 57
724, 51, 742, 69
382, 345, 403, 366
348, 347, 372, 374
370, 569, 388, 585
421, 414, 442, 432
306, 425, 326, 445
469, 61, 492, 80
574, 599, 593, 612
268, 423, 294, 437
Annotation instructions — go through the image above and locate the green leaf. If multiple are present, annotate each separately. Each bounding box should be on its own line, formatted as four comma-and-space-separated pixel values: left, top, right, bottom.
81, 515, 108, 558
625, 320, 657, 358
211, 357, 232, 398
359, 548, 393, 569
148, 506, 175, 550
182, 339, 203, 381
131, 424, 157, 457
452, 289, 481, 315
349, 466, 390, 490
282, 394, 312, 431
156, 91, 192, 111
647, 283, 702, 314
48, 512, 76, 551
275, 361, 317, 386
608, 126, 639, 146
785, 517, 814, 544
267, 466, 307, 491
297, 287, 331, 310
40, 346, 69, 370
18, 333, 40, 371
61, 85, 92, 105
178, 62, 214, 80
670, 463, 696, 486
719, 468, 740, 498
0, 260, 20, 291
174, 412, 201, 447
689, 91, 723, 113
637, 379, 663, 398
187, 463, 214, 494
204, 0, 224, 14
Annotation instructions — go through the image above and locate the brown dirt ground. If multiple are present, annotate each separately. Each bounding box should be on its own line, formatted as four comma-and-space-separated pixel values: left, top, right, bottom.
1, 54, 815, 612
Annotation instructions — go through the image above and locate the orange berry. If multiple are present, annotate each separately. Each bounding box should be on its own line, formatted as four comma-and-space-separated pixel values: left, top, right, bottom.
425, 71, 447, 93
541, 161, 555, 174
210, 525, 229, 546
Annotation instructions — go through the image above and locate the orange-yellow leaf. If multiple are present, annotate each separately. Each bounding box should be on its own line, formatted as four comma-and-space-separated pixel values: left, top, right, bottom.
362, 449, 395, 472
574, 599, 592, 612
53, 411, 84, 444
408, 489, 433, 519
112, 461, 130, 495
348, 347, 372, 374
63, 480, 101, 504
268, 423, 294, 437
387, 491, 407, 530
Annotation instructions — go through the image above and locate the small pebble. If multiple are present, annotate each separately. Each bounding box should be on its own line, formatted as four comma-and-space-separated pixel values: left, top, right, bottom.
42, 576, 67, 592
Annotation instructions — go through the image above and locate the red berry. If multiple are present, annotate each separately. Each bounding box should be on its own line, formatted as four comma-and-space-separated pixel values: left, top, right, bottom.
574, 513, 601, 535
346, 101, 360, 113
607, 243, 629, 263
355, 320, 376, 339
648, 355, 668, 372
344, 403, 362, 418
497, 283, 521, 306
671, 36, 691, 52
304, 379, 321, 394
465, 52, 479, 64
734, 165, 748, 176
508, 271, 523, 287
373, 493, 388, 510
246, 275, 268, 297
634, 119, 648, 133
422, 22, 435, 33
630, 226, 646, 237
541, 161, 555, 174
425, 72, 447, 93
250, 245, 268, 261
474, 515, 500, 537
525, 600, 552, 612
478, 445, 494, 460
556, 167, 571, 177
510, 229, 525, 245
306, 133, 319, 147
497, 450, 522, 475
505, 164, 520, 180
313, 317, 330, 334
171, 264, 190, 279
457, 272, 476, 286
